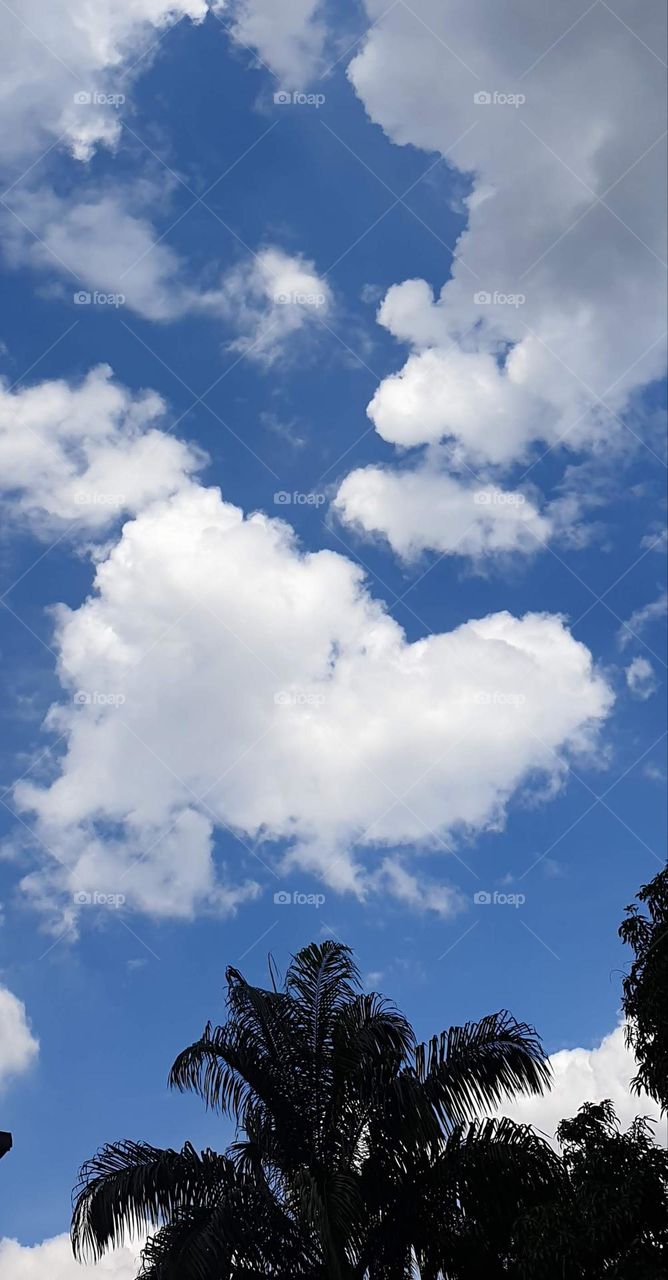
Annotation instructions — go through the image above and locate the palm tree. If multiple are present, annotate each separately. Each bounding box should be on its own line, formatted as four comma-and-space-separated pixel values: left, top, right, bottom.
72, 941, 560, 1277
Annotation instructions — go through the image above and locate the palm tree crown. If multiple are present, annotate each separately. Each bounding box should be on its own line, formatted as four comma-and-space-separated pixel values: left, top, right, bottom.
72, 940, 558, 1278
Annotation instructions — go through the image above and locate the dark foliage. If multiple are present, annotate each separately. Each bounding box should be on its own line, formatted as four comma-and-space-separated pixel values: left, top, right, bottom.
512, 1100, 668, 1278
72, 940, 555, 1278
619, 865, 668, 1111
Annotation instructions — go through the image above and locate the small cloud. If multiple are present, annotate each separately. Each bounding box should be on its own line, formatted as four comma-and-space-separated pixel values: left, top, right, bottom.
212, 247, 331, 366
625, 656, 659, 701
643, 762, 665, 783
617, 592, 667, 650
640, 526, 668, 553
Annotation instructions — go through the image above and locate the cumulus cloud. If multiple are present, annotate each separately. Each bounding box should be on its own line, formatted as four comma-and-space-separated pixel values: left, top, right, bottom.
0, 0, 210, 170
9, 425, 612, 926
625, 655, 659, 701
226, 0, 327, 88
0, 984, 39, 1089
500, 1023, 664, 1145
337, 0, 666, 556
0, 365, 201, 535
0, 1234, 139, 1279
334, 462, 552, 561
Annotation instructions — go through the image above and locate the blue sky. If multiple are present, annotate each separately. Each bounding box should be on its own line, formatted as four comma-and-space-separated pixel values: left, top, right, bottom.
0, 1, 666, 1268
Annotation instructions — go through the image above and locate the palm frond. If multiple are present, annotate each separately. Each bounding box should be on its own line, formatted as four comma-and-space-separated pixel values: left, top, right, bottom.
412, 1012, 551, 1128
71, 1141, 232, 1261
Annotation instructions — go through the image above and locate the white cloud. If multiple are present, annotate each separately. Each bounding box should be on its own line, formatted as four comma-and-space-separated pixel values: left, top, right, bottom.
334, 462, 552, 561
0, 365, 201, 535
339, 0, 666, 546
0, 0, 210, 170
0, 984, 39, 1090
500, 1023, 664, 1144
625, 655, 659, 701
618, 591, 667, 650
0, 1234, 139, 1279
374, 857, 465, 917
227, 0, 327, 88
3, 187, 331, 358
213, 246, 332, 363
3, 187, 196, 322
9, 423, 612, 926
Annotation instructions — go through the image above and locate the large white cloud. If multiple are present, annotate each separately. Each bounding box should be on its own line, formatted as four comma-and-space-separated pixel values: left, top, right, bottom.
8, 388, 612, 925
0, 984, 39, 1090
337, 0, 666, 552
0, 365, 201, 535
500, 1023, 664, 1145
0, 0, 210, 170
0, 1234, 139, 1279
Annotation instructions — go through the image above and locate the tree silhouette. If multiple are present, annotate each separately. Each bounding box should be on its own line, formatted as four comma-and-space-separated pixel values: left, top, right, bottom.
71, 940, 558, 1278
619, 865, 668, 1111
512, 1100, 668, 1277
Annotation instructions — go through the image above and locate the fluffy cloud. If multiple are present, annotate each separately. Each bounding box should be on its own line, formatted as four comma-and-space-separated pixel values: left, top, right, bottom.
500, 1023, 664, 1144
0, 365, 201, 534
625, 655, 659, 701
0, 1234, 139, 1279
226, 0, 327, 88
3, 186, 330, 357
213, 246, 332, 362
0, 0, 210, 170
337, 0, 666, 552
3, 187, 197, 322
10, 416, 612, 925
0, 984, 39, 1089
334, 462, 552, 561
